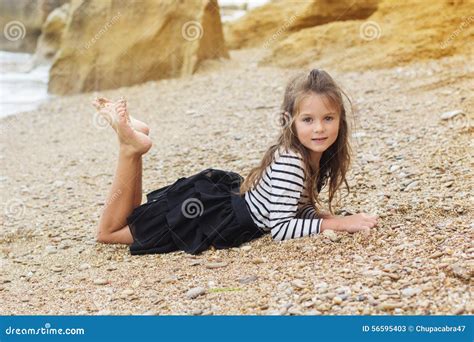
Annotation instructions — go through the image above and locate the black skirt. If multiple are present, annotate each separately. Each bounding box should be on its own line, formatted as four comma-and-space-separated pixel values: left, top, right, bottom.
126, 168, 266, 255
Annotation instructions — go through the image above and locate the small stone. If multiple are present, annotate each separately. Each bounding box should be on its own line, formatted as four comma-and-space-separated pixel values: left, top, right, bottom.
78, 263, 90, 271
404, 180, 419, 191
451, 263, 472, 281
440, 109, 464, 120
389, 165, 400, 172
97, 310, 112, 315
430, 251, 444, 259
291, 279, 306, 289
322, 229, 341, 242
333, 296, 343, 305
353, 255, 364, 263
51, 265, 63, 273
205, 262, 228, 269
252, 258, 265, 264
378, 302, 403, 311
401, 287, 422, 298
163, 276, 178, 284
186, 287, 206, 299
191, 309, 203, 315
45, 245, 57, 254
305, 310, 322, 315
444, 181, 454, 188
142, 310, 158, 315
121, 289, 134, 296
238, 275, 258, 284
453, 305, 465, 315
385, 273, 400, 281
53, 180, 65, 188
317, 303, 331, 311
240, 245, 252, 251
93, 278, 109, 285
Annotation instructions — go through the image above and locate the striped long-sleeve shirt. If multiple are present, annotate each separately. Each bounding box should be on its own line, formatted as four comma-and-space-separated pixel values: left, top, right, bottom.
244, 147, 323, 241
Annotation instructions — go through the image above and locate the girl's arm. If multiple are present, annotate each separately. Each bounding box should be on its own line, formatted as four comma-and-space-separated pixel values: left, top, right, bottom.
321, 214, 378, 232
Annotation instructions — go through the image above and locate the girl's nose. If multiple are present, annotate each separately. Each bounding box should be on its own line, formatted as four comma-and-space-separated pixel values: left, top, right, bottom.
313, 121, 324, 132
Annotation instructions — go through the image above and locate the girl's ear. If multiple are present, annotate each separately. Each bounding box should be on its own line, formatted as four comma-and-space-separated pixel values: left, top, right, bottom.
281, 111, 291, 126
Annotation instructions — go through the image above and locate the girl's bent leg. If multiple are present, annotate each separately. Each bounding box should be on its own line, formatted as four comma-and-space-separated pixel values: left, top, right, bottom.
95, 98, 152, 245
96, 149, 141, 245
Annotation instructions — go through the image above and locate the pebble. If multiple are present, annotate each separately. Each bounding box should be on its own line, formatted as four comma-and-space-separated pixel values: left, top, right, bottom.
450, 263, 471, 281
240, 245, 252, 251
238, 275, 258, 284
453, 305, 465, 315
186, 287, 206, 299
401, 287, 422, 298
53, 180, 65, 188
97, 310, 112, 315
78, 263, 91, 271
51, 265, 63, 273
440, 109, 464, 120
333, 296, 343, 305
142, 310, 159, 315
404, 180, 420, 191
389, 165, 400, 172
205, 262, 228, 269
93, 278, 109, 285
322, 229, 341, 242
121, 289, 135, 296
377, 302, 403, 311
291, 279, 306, 289
45, 245, 57, 254
163, 276, 178, 284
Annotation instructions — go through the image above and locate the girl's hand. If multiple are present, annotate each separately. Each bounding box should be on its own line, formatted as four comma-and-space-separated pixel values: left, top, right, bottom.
336, 213, 378, 233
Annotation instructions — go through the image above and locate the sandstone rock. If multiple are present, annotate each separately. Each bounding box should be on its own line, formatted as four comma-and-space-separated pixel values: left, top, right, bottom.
33, 3, 70, 65
225, 0, 378, 49
48, 0, 229, 95
0, 0, 68, 52
260, 0, 474, 71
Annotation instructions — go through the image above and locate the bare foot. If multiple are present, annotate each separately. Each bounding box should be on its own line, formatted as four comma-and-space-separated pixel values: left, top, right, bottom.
114, 99, 152, 156
92, 96, 150, 135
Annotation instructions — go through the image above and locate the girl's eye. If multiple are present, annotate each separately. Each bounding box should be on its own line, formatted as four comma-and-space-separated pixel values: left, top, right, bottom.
303, 118, 312, 123
325, 117, 334, 121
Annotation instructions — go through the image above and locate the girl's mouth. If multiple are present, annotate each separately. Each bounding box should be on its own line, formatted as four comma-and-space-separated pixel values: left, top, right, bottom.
312, 137, 328, 144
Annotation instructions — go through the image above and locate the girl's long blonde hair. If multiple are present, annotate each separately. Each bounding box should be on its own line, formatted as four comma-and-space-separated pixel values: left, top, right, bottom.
239, 69, 353, 215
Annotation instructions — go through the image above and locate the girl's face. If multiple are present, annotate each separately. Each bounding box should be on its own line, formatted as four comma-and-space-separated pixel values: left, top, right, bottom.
294, 92, 340, 166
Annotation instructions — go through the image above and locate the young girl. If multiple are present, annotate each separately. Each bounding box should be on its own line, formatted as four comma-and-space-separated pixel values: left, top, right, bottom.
93, 69, 378, 255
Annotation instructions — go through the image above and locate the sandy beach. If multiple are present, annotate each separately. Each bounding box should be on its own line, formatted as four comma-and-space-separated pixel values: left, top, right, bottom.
0, 48, 472, 315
